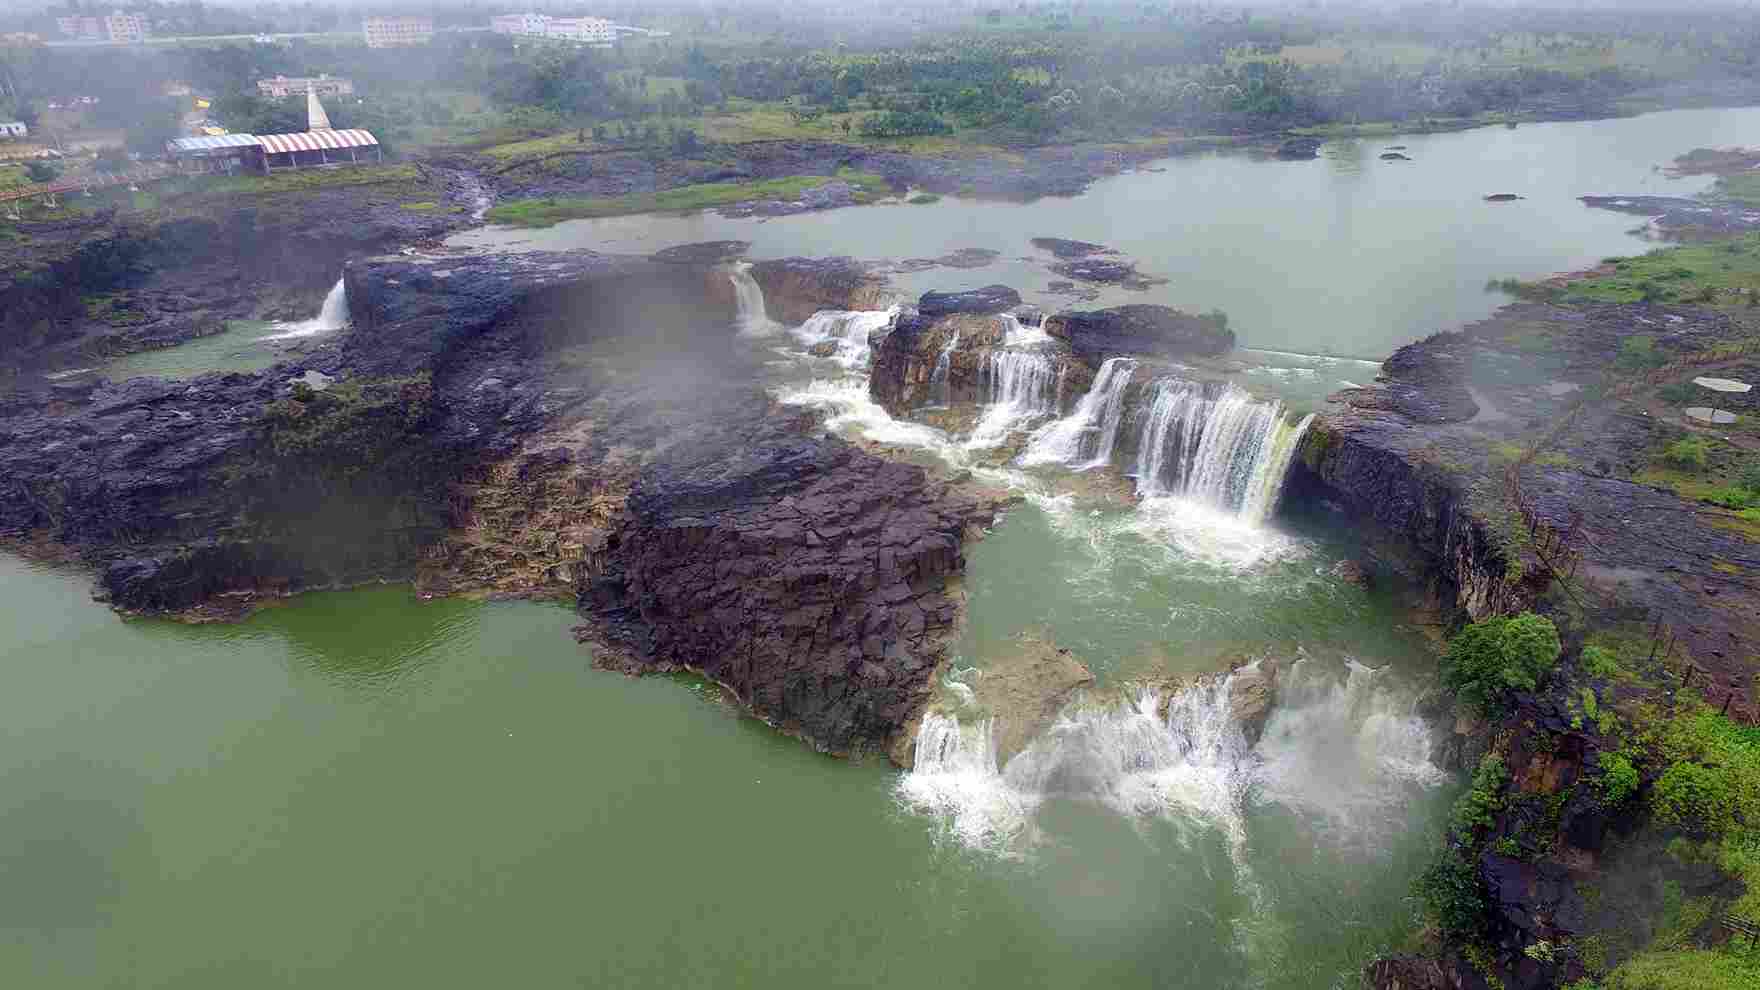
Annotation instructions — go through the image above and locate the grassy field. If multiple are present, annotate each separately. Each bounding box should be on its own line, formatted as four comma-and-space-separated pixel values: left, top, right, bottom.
174, 163, 426, 198
484, 169, 891, 227
1539, 237, 1760, 305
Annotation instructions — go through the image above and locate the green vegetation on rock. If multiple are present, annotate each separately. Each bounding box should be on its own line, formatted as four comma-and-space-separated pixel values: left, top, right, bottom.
1442, 612, 1562, 716
484, 171, 891, 227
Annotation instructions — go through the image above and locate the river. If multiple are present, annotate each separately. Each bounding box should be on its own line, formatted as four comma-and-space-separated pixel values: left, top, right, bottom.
7, 107, 1752, 988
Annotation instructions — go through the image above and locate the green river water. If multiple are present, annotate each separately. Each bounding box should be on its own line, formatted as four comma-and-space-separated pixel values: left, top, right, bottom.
8, 107, 1753, 988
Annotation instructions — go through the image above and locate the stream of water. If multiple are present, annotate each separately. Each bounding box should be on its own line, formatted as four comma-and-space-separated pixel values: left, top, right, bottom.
11, 107, 1755, 988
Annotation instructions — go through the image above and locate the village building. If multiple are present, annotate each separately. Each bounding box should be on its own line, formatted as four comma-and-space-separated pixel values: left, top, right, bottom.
0, 122, 29, 139
165, 92, 380, 175
362, 15, 433, 48
257, 74, 356, 100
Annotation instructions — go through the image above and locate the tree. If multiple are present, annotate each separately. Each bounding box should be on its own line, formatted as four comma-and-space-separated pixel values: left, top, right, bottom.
1442, 612, 1562, 716
24, 160, 57, 183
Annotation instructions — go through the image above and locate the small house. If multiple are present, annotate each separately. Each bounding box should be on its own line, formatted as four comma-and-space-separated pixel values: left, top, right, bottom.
0, 121, 28, 139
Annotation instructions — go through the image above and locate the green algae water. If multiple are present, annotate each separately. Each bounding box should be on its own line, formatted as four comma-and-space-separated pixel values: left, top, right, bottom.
0, 553, 1452, 989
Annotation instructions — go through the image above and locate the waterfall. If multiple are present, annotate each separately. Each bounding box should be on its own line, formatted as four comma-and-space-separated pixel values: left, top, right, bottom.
794, 308, 898, 369
929, 329, 960, 405
1019, 357, 1137, 469
1130, 379, 1315, 522
266, 278, 348, 340
964, 349, 1060, 449
728, 264, 779, 336
898, 659, 1443, 858
998, 312, 1052, 349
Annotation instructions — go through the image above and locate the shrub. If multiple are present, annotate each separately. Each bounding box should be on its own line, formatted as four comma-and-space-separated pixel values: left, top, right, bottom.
1740, 458, 1760, 493
907, 193, 940, 204
1452, 752, 1509, 840
1616, 334, 1664, 371
1443, 612, 1563, 716
24, 160, 58, 183
1653, 762, 1733, 836
1598, 751, 1640, 805
1662, 437, 1709, 471
1605, 948, 1760, 989
1581, 645, 1622, 680
1417, 850, 1489, 942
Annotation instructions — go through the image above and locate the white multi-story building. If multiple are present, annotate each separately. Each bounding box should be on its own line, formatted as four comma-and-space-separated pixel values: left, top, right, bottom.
490, 13, 613, 45
490, 13, 549, 36
54, 16, 103, 40
544, 16, 613, 44
362, 15, 433, 48
103, 11, 149, 43
0, 121, 29, 139
55, 12, 149, 43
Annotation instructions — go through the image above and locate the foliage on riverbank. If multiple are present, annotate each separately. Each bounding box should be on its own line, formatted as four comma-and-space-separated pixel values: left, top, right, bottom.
1497, 235, 1760, 306
484, 170, 891, 227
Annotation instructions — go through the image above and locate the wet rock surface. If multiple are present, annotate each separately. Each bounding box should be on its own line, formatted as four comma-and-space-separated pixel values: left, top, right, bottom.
918, 284, 1023, 317
1046, 304, 1236, 362
1029, 237, 1116, 259
1, 169, 483, 378
650, 240, 750, 265
1296, 300, 1759, 704
1048, 257, 1167, 290
966, 632, 1096, 767
1579, 194, 1760, 237
584, 428, 1006, 756
747, 256, 891, 325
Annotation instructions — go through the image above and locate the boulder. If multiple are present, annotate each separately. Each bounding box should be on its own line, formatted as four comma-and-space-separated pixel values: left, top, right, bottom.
1029, 237, 1116, 259
650, 240, 750, 265
1380, 152, 1413, 161
1276, 136, 1323, 160
968, 632, 1096, 766
1046, 304, 1235, 363
1048, 257, 1166, 289
748, 257, 890, 325
1483, 194, 1523, 203
918, 284, 1022, 317
1227, 659, 1280, 744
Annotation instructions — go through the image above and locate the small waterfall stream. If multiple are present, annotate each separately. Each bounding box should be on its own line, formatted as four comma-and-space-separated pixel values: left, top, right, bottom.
929, 329, 960, 405
794, 308, 898, 369
266, 278, 349, 340
964, 349, 1061, 449
728, 264, 780, 336
1132, 379, 1316, 522
1019, 357, 1138, 469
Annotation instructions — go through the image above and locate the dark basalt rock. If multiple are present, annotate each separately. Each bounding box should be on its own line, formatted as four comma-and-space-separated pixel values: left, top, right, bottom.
3, 249, 732, 612
1046, 304, 1235, 362
587, 428, 1000, 756
1048, 257, 1167, 290
918, 284, 1022, 317
1029, 237, 1116, 259
1381, 152, 1413, 161
1580, 194, 1760, 236
1276, 136, 1323, 160
747, 256, 889, 325
1484, 193, 1524, 202
650, 241, 750, 265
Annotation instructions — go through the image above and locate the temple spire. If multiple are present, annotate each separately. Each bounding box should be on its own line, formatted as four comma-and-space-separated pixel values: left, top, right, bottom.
306, 89, 332, 131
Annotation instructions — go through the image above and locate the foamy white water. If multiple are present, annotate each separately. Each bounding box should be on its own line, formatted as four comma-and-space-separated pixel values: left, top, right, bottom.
265, 278, 348, 340
964, 349, 1061, 450
1020, 356, 1138, 469
792, 307, 898, 369
728, 263, 782, 337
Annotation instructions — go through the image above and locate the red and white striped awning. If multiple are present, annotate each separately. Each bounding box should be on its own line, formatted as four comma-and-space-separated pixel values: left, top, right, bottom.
255, 129, 379, 155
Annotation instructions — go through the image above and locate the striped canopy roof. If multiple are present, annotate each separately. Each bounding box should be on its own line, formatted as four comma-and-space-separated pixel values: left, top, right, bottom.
167, 133, 262, 153
256, 129, 379, 155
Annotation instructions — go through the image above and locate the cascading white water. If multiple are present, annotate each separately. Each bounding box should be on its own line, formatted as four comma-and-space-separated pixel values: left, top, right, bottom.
1018, 357, 1137, 469
928, 329, 960, 405
728, 264, 780, 337
265, 278, 348, 340
899, 659, 1443, 859
1130, 379, 1315, 522
793, 308, 898, 369
964, 349, 1060, 449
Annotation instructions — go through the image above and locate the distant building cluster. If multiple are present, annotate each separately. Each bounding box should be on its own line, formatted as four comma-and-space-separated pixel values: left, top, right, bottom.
0, 32, 44, 46
257, 74, 356, 100
490, 12, 614, 45
362, 15, 433, 48
54, 11, 150, 43
0, 121, 29, 139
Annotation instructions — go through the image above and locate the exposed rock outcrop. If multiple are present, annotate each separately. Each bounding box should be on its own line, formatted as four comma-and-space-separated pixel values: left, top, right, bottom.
583, 428, 1007, 756
918, 284, 1023, 317
1046, 304, 1236, 363
747, 256, 891, 325
1029, 237, 1116, 259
